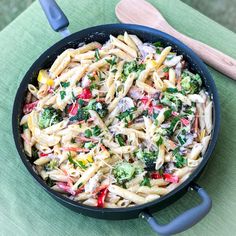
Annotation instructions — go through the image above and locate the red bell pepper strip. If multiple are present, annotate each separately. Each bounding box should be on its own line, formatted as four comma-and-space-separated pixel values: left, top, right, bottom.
181, 118, 190, 126
140, 97, 149, 105
163, 173, 179, 183
23, 100, 39, 114
39, 152, 49, 157
150, 172, 162, 179
77, 87, 92, 99
68, 103, 79, 116
97, 187, 108, 208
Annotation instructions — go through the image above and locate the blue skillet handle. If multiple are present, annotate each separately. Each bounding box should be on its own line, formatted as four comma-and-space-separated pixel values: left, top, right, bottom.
38, 0, 69, 32
140, 183, 212, 236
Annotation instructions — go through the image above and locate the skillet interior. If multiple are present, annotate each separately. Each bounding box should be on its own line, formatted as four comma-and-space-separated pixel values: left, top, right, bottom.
12, 24, 220, 219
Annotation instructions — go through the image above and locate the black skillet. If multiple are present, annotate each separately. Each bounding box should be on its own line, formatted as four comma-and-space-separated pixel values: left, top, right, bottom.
12, 0, 220, 235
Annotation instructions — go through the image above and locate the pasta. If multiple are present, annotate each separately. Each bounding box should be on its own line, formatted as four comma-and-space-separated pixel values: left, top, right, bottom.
20, 32, 213, 208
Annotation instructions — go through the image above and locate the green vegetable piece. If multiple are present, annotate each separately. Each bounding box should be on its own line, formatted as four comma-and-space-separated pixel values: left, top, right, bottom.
45, 159, 59, 171
60, 91, 66, 100
140, 176, 151, 187
38, 107, 62, 129
166, 117, 180, 136
166, 88, 178, 93
84, 129, 92, 138
115, 134, 126, 146
164, 109, 172, 120
95, 48, 100, 61
69, 108, 90, 122
180, 71, 202, 94
116, 107, 136, 123
173, 148, 187, 168
60, 82, 70, 88
68, 153, 87, 170
22, 123, 28, 131
87, 100, 108, 118
112, 162, 136, 184
105, 56, 117, 66
84, 142, 96, 149
163, 67, 169, 72
92, 125, 101, 136
156, 136, 163, 146
153, 41, 163, 47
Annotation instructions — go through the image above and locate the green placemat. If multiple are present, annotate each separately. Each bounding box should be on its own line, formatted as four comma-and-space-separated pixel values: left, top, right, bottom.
0, 0, 236, 235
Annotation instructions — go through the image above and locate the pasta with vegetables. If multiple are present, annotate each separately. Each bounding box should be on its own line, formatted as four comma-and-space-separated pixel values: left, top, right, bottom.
20, 32, 212, 208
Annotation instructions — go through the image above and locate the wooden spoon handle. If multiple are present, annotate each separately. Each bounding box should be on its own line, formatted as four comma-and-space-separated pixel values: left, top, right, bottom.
169, 28, 236, 80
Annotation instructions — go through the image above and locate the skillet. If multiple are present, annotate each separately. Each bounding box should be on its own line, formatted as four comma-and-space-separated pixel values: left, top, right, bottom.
12, 0, 220, 235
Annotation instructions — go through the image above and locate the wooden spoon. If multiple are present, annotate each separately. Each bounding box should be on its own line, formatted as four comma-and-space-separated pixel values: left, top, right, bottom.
116, 0, 236, 80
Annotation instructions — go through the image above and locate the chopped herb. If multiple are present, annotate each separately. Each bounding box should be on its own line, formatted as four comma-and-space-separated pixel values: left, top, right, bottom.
115, 134, 126, 146
71, 138, 76, 143
89, 82, 98, 90
116, 107, 136, 123
68, 153, 87, 170
156, 136, 163, 146
92, 125, 101, 136
156, 48, 161, 54
166, 117, 180, 136
60, 81, 70, 88
60, 91, 66, 100
69, 108, 90, 122
87, 74, 95, 81
173, 148, 187, 168
46, 178, 54, 187
153, 112, 158, 119
71, 91, 76, 102
32, 146, 39, 160
164, 109, 172, 120
105, 56, 117, 66
163, 67, 169, 72
87, 100, 108, 118
84, 129, 92, 138
140, 176, 151, 187
135, 150, 157, 170
111, 69, 118, 73
142, 110, 149, 116
166, 88, 178, 93
153, 41, 163, 47
22, 123, 28, 131
177, 134, 186, 145
166, 55, 174, 61
95, 48, 100, 61
78, 99, 85, 106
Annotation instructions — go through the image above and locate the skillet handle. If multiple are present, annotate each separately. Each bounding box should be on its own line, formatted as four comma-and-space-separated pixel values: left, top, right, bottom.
39, 0, 69, 32
140, 183, 212, 235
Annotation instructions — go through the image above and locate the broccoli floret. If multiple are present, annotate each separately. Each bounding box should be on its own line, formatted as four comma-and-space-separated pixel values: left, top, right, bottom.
121, 61, 146, 80
38, 107, 62, 129
112, 162, 136, 184
181, 71, 202, 94
87, 100, 108, 118
45, 159, 59, 171
160, 93, 182, 111
69, 108, 90, 122
136, 150, 157, 170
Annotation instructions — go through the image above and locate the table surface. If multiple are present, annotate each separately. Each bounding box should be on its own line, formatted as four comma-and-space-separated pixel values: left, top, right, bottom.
0, 0, 236, 235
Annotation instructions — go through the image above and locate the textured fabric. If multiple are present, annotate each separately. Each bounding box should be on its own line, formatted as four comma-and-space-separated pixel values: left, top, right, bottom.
0, 0, 236, 235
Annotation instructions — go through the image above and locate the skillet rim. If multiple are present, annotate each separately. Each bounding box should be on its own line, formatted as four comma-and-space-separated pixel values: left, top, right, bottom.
12, 23, 220, 216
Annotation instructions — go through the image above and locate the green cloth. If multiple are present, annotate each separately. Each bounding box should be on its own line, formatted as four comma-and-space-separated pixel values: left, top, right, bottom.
0, 0, 236, 235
